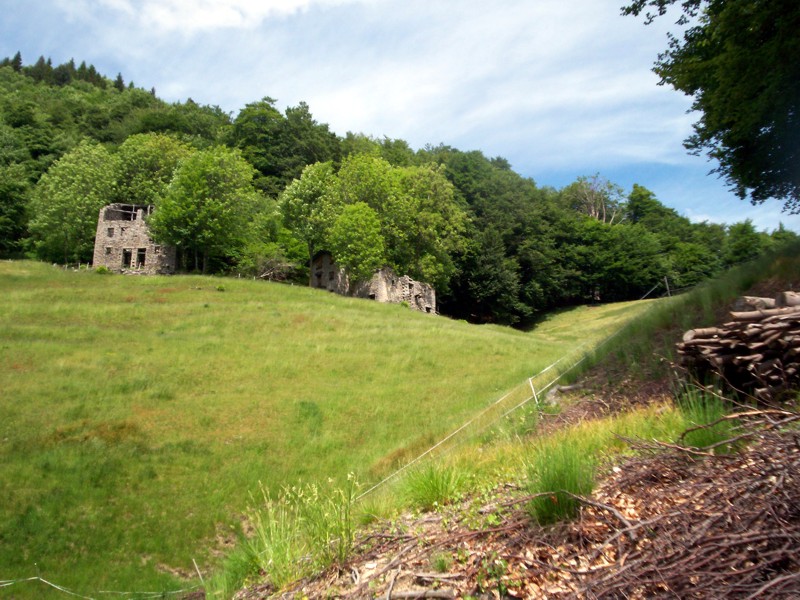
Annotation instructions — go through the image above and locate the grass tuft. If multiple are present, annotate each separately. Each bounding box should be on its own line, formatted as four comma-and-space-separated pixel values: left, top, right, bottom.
526, 440, 596, 525
208, 475, 359, 596
401, 463, 467, 511
677, 387, 734, 453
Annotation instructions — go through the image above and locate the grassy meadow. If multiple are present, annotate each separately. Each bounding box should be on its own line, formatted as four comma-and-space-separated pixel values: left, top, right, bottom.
0, 261, 649, 598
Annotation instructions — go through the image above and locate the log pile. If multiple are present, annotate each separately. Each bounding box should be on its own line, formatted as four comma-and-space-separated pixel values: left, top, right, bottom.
677, 291, 800, 401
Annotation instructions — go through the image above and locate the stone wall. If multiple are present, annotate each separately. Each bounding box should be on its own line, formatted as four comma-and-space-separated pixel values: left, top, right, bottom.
92, 204, 176, 274
310, 251, 349, 295
310, 252, 436, 313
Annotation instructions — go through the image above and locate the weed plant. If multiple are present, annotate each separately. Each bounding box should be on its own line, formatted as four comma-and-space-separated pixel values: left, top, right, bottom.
526, 439, 596, 525
430, 552, 453, 573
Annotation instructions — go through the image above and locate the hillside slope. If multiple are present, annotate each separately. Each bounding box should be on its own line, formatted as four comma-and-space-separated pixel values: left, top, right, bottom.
0, 261, 648, 598
232, 245, 800, 599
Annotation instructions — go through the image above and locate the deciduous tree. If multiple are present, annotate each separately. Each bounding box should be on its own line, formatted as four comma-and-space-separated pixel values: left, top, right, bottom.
327, 202, 385, 283
623, 0, 800, 212
279, 161, 340, 262
28, 140, 117, 263
114, 133, 192, 206
148, 146, 260, 273
562, 174, 625, 224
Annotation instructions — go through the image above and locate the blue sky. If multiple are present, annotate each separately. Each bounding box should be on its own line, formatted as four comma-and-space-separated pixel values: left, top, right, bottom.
2, 0, 798, 232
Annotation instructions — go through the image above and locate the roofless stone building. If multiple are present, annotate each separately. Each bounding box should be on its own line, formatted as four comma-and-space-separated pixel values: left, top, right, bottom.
310, 251, 436, 313
92, 204, 176, 274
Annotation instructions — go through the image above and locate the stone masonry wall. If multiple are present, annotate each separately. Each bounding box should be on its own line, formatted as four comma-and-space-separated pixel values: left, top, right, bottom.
92, 204, 176, 274
310, 252, 436, 313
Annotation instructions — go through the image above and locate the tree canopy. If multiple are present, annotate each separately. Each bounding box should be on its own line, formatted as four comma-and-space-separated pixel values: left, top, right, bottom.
623, 0, 800, 212
147, 146, 261, 273
114, 133, 192, 206
28, 140, 117, 263
281, 153, 468, 292
2, 52, 795, 325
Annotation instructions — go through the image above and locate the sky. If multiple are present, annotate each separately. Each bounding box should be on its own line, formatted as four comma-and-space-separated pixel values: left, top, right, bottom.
2, 0, 798, 232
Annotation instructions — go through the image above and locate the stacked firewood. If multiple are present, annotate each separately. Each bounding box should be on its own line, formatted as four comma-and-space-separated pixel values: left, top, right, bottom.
677, 291, 800, 401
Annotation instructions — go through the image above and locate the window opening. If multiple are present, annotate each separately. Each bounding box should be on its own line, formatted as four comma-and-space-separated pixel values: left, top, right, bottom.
122, 249, 133, 268
137, 248, 146, 268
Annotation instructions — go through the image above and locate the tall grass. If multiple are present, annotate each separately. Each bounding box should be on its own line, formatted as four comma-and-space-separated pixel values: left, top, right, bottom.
207, 475, 358, 597
526, 439, 596, 525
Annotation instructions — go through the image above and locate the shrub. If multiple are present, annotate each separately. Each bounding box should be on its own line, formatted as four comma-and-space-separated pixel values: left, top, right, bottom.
94, 265, 111, 274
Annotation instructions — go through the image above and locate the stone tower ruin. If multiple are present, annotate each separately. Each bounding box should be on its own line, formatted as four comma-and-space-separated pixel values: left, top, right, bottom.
92, 204, 175, 274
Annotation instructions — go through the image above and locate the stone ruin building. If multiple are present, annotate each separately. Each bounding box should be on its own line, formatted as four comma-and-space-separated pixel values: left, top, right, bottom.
92, 204, 176, 274
310, 251, 436, 313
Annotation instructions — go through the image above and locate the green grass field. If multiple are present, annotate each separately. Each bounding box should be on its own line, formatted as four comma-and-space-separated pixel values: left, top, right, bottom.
0, 261, 650, 598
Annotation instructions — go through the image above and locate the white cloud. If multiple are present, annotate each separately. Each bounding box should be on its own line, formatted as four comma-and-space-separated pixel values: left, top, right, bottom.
88, 0, 381, 32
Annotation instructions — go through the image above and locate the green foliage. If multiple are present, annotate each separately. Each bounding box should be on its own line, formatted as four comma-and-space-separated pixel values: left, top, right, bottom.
27, 140, 117, 263
392, 163, 467, 290
284, 153, 468, 292
114, 133, 192, 205
526, 440, 595, 525
341, 133, 418, 166
623, 0, 800, 210
327, 202, 385, 283
279, 161, 339, 260
231, 196, 299, 280
460, 227, 529, 325
0, 160, 29, 256
229, 97, 339, 196
724, 219, 767, 266
147, 146, 261, 272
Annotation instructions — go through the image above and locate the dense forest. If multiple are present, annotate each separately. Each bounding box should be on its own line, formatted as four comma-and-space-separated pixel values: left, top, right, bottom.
1, 53, 795, 325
